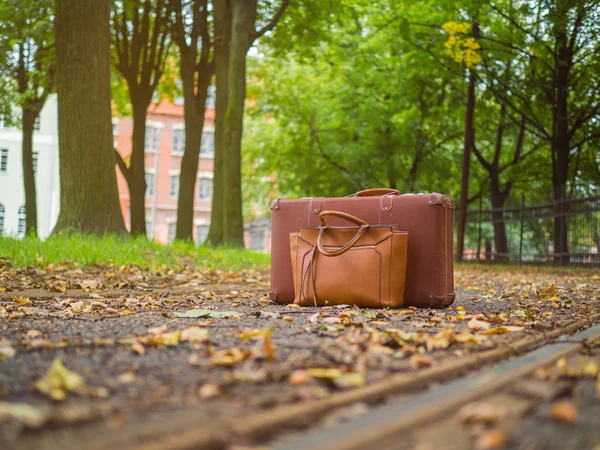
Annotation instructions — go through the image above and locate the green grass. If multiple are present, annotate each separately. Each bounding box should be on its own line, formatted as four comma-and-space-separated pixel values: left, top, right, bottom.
0, 234, 270, 272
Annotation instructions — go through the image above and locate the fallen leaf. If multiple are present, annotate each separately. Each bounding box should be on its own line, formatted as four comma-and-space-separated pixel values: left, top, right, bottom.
210, 348, 251, 367
0, 402, 49, 428
34, 359, 85, 401
105, 308, 119, 314
550, 401, 578, 423
239, 329, 262, 340
282, 316, 294, 322
261, 329, 276, 362
131, 342, 146, 355
289, 370, 311, 386
474, 429, 508, 450
537, 283, 558, 299
468, 317, 490, 331
334, 372, 365, 389
181, 327, 210, 343
582, 361, 598, 377
174, 309, 241, 318
0, 345, 16, 360
306, 368, 343, 379
198, 383, 221, 399
481, 326, 524, 335
409, 354, 434, 369
13, 296, 30, 305
26, 330, 43, 339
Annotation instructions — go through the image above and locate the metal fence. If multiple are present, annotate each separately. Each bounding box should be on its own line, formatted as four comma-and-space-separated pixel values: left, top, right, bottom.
463, 195, 600, 265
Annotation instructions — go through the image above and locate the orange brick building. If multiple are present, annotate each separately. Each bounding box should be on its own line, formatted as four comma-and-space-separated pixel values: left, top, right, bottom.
113, 101, 215, 244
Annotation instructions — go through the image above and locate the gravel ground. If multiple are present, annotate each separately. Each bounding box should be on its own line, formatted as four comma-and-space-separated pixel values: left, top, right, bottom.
1, 264, 599, 448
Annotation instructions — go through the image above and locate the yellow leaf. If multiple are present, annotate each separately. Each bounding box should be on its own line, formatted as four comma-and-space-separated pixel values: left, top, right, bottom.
262, 329, 276, 362
13, 296, 30, 305
306, 368, 343, 379
481, 326, 524, 335
181, 327, 209, 343
34, 359, 85, 401
536, 283, 558, 299
210, 348, 251, 367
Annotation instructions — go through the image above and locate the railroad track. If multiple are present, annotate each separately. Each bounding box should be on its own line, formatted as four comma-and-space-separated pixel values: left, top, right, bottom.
14, 314, 600, 450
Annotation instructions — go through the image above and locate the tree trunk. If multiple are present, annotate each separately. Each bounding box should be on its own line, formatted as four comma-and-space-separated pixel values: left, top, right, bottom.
53, 0, 126, 236
489, 176, 509, 263
551, 27, 571, 265
207, 0, 231, 246
175, 108, 203, 241
127, 102, 148, 236
456, 65, 477, 262
21, 109, 37, 237
222, 0, 254, 247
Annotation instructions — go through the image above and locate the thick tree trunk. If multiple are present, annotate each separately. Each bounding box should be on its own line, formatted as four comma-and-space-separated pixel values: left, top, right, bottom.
222, 0, 253, 247
551, 28, 571, 265
175, 108, 203, 241
456, 65, 477, 262
127, 102, 148, 236
53, 0, 126, 236
207, 0, 231, 246
21, 110, 37, 236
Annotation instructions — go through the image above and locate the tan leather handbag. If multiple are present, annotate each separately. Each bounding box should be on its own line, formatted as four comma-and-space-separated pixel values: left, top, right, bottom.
289, 210, 408, 308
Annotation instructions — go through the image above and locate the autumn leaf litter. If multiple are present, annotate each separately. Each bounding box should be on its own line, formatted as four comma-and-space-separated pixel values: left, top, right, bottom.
0, 264, 599, 436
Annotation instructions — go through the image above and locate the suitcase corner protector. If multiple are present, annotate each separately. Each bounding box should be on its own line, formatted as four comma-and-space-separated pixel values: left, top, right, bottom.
427, 193, 455, 209
269, 291, 279, 301
428, 292, 456, 307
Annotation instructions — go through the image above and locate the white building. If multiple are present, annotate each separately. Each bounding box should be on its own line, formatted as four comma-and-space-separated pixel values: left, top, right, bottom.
0, 95, 60, 238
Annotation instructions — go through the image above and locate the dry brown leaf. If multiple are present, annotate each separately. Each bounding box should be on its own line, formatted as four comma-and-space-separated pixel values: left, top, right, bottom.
409, 354, 434, 369
550, 401, 578, 423
289, 370, 311, 386
210, 348, 251, 367
536, 283, 558, 299
282, 316, 294, 323
481, 326, 524, 335
131, 341, 146, 355
198, 383, 221, 399
474, 429, 508, 450
262, 329, 276, 362
468, 317, 490, 331
26, 330, 43, 339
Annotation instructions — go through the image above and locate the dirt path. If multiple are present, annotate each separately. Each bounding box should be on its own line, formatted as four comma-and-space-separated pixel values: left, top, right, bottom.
1, 264, 599, 448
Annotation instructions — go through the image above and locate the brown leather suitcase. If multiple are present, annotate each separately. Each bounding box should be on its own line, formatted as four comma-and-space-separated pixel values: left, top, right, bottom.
270, 189, 455, 308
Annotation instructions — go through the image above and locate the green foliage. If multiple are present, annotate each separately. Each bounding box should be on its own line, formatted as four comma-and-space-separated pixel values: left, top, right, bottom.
0, 234, 269, 271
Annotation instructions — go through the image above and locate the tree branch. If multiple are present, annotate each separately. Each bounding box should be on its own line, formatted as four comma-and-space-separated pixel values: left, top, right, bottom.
252, 0, 290, 40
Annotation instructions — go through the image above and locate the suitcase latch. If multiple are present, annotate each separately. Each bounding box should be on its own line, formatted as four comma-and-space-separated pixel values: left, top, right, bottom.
380, 194, 394, 211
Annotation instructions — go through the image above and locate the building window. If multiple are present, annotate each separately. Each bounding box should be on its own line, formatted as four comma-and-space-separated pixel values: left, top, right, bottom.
196, 224, 209, 245
0, 204, 4, 234
168, 222, 176, 243
32, 152, 39, 175
0, 148, 7, 173
33, 116, 41, 131
17, 206, 26, 237
197, 177, 213, 201
145, 173, 155, 198
169, 175, 179, 199
200, 131, 214, 156
172, 129, 184, 155
145, 126, 160, 152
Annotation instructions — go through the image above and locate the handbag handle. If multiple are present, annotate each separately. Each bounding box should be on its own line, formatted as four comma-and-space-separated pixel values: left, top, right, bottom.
319, 210, 368, 227
347, 188, 400, 197
316, 211, 369, 257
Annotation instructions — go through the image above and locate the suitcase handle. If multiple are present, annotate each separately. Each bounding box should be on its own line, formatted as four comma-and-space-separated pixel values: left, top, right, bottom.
349, 188, 400, 197
316, 211, 369, 257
